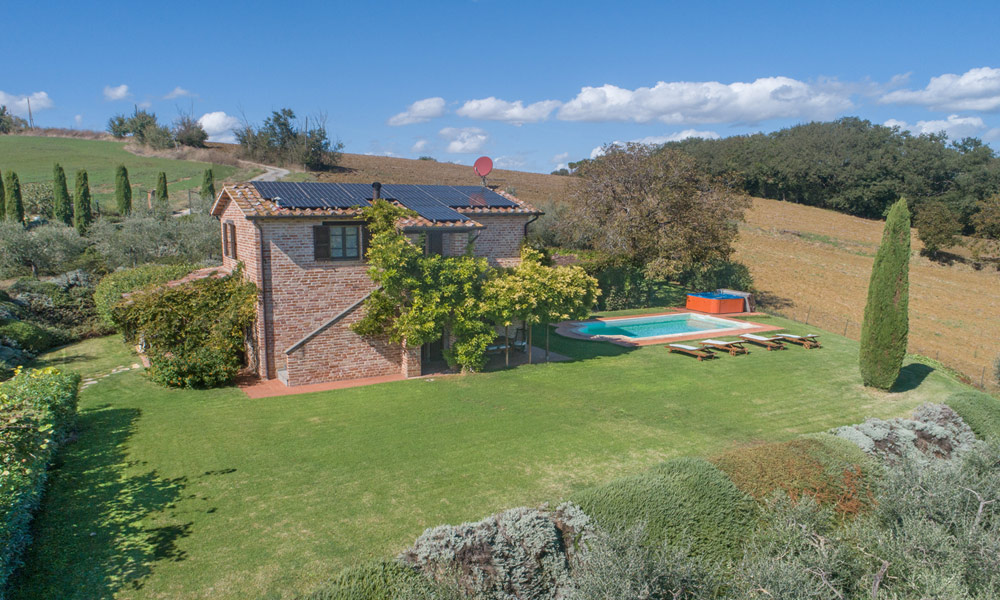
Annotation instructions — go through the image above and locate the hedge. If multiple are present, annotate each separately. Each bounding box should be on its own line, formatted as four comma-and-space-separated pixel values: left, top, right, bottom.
569, 457, 757, 563
946, 390, 1000, 443
711, 433, 879, 517
93, 263, 198, 329
299, 561, 452, 600
0, 367, 79, 595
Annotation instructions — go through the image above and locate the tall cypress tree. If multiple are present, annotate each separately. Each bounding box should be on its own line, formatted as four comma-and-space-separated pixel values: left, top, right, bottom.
115, 164, 132, 216
859, 197, 911, 390
4, 171, 23, 224
53, 163, 73, 226
155, 172, 169, 208
200, 168, 216, 204
0, 169, 5, 221
74, 169, 93, 234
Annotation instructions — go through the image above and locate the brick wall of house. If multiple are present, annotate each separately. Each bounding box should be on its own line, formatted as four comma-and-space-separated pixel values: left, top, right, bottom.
471, 214, 529, 267
257, 218, 405, 385
219, 196, 265, 375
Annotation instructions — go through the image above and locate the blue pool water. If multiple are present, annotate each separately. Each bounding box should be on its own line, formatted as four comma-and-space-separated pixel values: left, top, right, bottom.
576, 313, 750, 339
687, 292, 744, 300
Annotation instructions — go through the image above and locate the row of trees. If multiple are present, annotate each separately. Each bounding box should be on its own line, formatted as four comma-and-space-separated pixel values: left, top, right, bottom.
0, 105, 29, 134
235, 108, 343, 171
107, 107, 208, 149
0, 164, 219, 277
353, 200, 599, 372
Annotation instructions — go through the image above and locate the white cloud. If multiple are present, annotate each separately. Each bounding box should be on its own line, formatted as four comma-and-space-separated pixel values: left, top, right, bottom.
884, 114, 988, 140
494, 155, 528, 169
164, 86, 195, 99
411, 139, 428, 152
0, 91, 53, 116
74, 114, 83, 126
456, 97, 560, 125
551, 152, 570, 164
880, 67, 1000, 111
439, 127, 489, 153
103, 84, 130, 101
198, 111, 241, 143
589, 129, 720, 159
388, 97, 446, 126
558, 76, 852, 124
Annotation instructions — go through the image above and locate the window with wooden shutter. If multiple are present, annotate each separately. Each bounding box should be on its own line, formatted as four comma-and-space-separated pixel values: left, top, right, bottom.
227, 223, 237, 258
315, 222, 365, 261
222, 222, 237, 258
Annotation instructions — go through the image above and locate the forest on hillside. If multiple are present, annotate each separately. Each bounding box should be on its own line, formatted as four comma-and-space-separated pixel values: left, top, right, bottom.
665, 117, 1000, 229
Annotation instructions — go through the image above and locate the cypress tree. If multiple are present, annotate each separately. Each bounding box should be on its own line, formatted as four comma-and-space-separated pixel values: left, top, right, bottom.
53, 163, 73, 226
115, 164, 132, 216
74, 169, 93, 234
4, 171, 23, 224
0, 169, 5, 221
200, 168, 216, 204
859, 197, 911, 390
155, 171, 169, 210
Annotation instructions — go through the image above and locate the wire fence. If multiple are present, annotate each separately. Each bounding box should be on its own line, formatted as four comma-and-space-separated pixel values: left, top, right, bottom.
761, 303, 998, 393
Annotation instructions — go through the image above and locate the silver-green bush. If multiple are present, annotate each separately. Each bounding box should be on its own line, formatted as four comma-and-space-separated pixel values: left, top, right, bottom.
831, 403, 977, 463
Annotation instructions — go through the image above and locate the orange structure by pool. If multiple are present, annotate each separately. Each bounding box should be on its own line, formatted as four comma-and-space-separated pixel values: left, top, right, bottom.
686, 292, 746, 314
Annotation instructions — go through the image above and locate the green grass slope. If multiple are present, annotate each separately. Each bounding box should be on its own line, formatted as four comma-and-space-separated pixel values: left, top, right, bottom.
0, 137, 245, 212
12, 316, 974, 599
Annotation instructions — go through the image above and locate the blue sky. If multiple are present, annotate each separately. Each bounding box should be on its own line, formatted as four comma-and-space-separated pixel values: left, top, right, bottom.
4, 0, 1000, 173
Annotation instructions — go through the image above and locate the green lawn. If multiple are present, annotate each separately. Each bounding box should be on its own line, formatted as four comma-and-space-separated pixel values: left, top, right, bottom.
0, 137, 250, 212
13, 316, 971, 599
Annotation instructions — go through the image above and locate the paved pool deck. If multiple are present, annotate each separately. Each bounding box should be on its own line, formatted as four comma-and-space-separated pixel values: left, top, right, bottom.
553, 309, 785, 347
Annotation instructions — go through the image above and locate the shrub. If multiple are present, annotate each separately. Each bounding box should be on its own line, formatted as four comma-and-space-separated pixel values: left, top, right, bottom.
711, 434, 878, 516
0, 367, 80, 592
831, 403, 978, 464
4, 171, 23, 225
400, 503, 592, 600
0, 319, 61, 354
7, 277, 102, 340
915, 200, 961, 257
93, 263, 198, 328
0, 223, 88, 278
112, 267, 257, 388
946, 390, 1000, 443
859, 197, 910, 389
569, 457, 756, 563
173, 115, 208, 148
200, 169, 215, 204
678, 259, 754, 292
300, 561, 462, 600
114, 164, 131, 216
20, 182, 53, 219
566, 524, 723, 600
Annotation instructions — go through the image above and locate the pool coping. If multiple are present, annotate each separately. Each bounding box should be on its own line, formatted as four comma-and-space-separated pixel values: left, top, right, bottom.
554, 309, 784, 347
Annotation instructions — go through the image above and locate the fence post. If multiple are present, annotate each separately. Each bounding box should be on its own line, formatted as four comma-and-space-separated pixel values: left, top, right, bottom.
982, 366, 986, 389
805, 306, 811, 325
843, 319, 849, 336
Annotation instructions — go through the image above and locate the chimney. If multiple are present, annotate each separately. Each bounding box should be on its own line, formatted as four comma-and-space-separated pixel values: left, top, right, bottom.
372, 181, 382, 201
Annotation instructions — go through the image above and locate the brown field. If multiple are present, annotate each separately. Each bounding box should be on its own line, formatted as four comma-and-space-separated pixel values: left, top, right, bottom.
736, 198, 1000, 390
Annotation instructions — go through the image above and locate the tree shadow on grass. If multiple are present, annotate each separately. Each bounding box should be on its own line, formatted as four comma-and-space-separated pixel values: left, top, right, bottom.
10, 405, 195, 599
892, 362, 935, 393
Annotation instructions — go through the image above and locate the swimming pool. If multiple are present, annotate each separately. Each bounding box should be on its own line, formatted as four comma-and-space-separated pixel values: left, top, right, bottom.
571, 312, 754, 342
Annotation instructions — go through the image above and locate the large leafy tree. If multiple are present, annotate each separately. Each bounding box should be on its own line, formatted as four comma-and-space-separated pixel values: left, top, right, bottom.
970, 194, 1000, 260
4, 171, 23, 224
73, 170, 93, 234
859, 198, 911, 390
53, 164, 72, 226
564, 143, 750, 281
114, 164, 132, 216
914, 201, 961, 258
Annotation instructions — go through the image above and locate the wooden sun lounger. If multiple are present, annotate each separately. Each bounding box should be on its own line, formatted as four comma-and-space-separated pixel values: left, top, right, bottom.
739, 333, 786, 350
699, 338, 749, 356
776, 333, 822, 349
668, 343, 716, 361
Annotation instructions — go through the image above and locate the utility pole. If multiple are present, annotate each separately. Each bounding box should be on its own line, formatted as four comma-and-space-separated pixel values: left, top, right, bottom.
26, 97, 34, 129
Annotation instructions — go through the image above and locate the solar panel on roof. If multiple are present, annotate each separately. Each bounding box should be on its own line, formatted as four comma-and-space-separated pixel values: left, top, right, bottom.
250, 181, 371, 209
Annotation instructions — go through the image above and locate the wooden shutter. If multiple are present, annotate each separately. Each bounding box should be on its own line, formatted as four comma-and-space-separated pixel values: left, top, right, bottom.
313, 225, 330, 260
228, 223, 237, 258
222, 222, 230, 258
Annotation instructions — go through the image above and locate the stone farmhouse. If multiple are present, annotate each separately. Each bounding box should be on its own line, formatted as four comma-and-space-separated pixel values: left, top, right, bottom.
210, 181, 541, 387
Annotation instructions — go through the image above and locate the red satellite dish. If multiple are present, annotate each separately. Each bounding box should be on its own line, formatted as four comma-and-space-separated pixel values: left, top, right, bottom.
473, 156, 493, 177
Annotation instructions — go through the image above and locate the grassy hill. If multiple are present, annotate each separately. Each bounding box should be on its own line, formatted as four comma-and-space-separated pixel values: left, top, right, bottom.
0, 136, 255, 212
